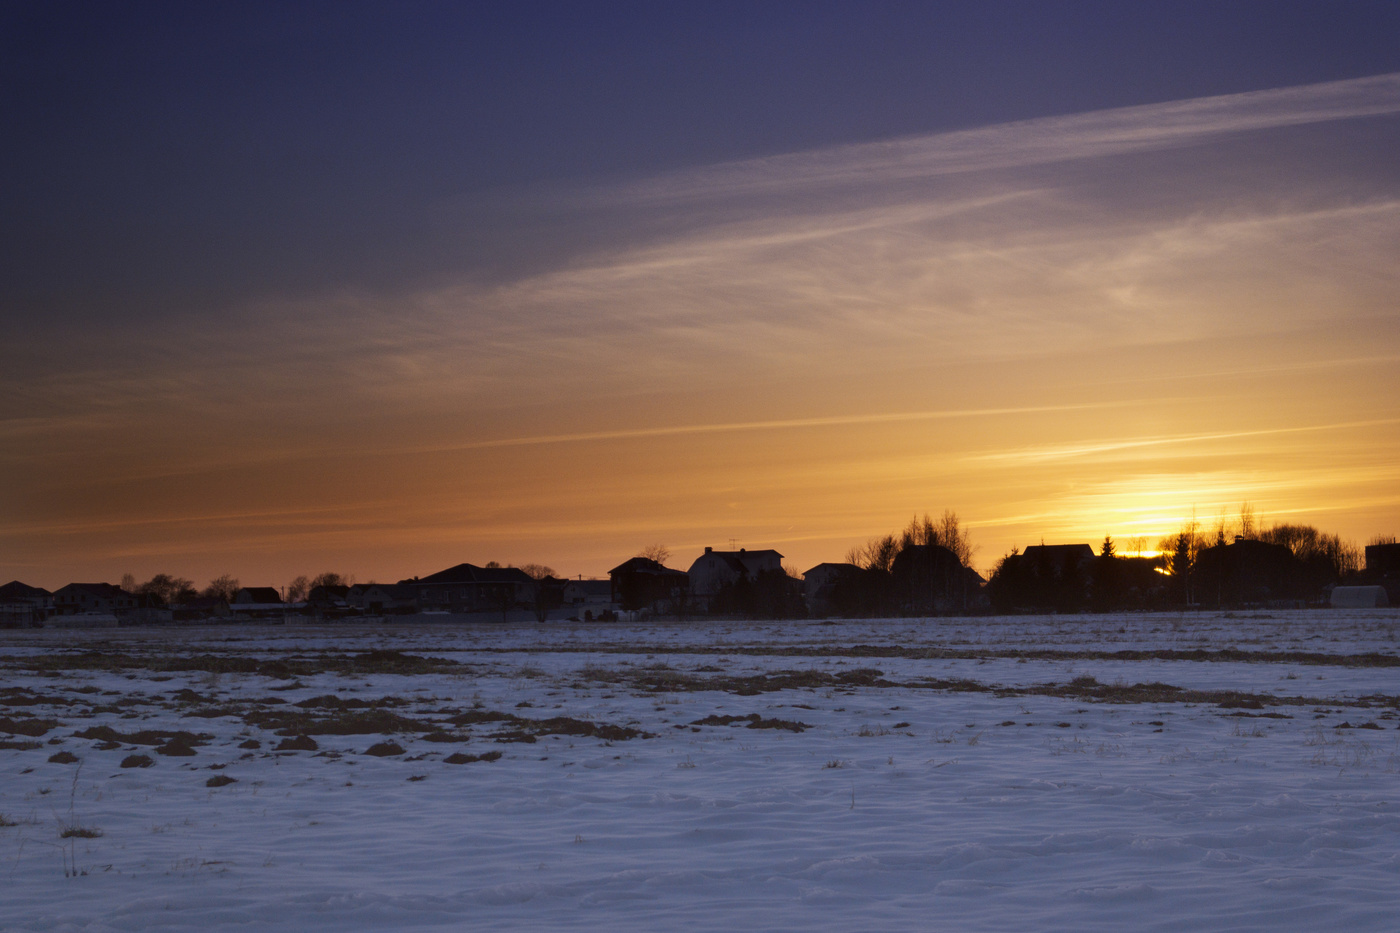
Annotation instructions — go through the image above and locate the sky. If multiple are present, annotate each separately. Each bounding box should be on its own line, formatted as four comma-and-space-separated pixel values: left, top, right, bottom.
3, 1, 1400, 590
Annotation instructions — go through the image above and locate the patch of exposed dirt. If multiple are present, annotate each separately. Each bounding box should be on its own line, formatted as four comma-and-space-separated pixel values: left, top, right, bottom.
0, 716, 61, 737
293, 694, 410, 711
155, 737, 200, 756
73, 725, 211, 747
448, 709, 648, 742
480, 642, 1400, 669
0, 688, 75, 707
444, 750, 502, 764
275, 735, 318, 751
580, 667, 892, 696
8, 648, 463, 679
243, 708, 437, 736
363, 741, 404, 757
691, 713, 809, 732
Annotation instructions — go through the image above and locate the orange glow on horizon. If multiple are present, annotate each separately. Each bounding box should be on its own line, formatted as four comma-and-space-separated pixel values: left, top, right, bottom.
4, 79, 1399, 589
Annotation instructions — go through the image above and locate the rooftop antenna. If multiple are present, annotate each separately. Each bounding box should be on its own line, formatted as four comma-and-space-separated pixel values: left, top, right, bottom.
729, 538, 738, 550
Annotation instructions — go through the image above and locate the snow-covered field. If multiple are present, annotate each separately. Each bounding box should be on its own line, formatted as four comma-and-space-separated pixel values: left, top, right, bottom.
3, 610, 1399, 932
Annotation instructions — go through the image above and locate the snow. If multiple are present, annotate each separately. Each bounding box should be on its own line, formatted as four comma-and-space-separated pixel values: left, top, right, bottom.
2, 610, 1399, 931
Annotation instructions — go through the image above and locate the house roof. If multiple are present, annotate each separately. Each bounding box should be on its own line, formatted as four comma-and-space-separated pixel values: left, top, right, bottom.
608, 557, 687, 577
802, 562, 861, 578
403, 563, 535, 586
55, 582, 129, 598
0, 581, 51, 598
694, 548, 784, 574
1021, 544, 1095, 564
236, 587, 283, 604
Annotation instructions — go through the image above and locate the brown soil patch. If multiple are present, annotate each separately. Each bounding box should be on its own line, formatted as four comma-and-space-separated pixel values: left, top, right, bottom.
0, 716, 60, 737
275, 735, 318, 751
244, 708, 436, 736
691, 713, 808, 732
363, 741, 405, 757
444, 751, 502, 764
74, 725, 211, 747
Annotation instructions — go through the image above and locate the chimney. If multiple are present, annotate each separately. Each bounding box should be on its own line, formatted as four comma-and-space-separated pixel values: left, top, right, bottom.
704, 547, 712, 554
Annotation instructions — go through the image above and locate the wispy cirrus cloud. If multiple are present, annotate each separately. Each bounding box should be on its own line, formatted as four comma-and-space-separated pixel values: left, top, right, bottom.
5, 74, 1400, 584
594, 72, 1400, 206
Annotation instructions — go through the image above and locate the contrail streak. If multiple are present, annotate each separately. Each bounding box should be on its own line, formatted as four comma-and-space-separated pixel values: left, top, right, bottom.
405, 402, 1145, 455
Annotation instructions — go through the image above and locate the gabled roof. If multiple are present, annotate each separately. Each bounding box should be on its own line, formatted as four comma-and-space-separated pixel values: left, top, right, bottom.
802, 562, 861, 577
1021, 544, 1095, 564
695, 548, 784, 573
0, 581, 51, 599
55, 582, 129, 598
404, 563, 535, 586
236, 587, 283, 604
608, 557, 688, 577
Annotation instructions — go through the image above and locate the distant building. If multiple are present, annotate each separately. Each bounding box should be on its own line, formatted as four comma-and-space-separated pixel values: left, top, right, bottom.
1331, 585, 1389, 609
230, 587, 287, 619
358, 583, 420, 615
171, 596, 230, 623
1193, 539, 1303, 607
345, 583, 372, 610
0, 581, 52, 627
234, 587, 283, 606
608, 558, 689, 612
987, 543, 1098, 613
52, 583, 136, 616
125, 592, 174, 626
1362, 542, 1400, 605
801, 563, 862, 616
891, 544, 986, 615
1365, 542, 1400, 576
307, 584, 351, 611
1020, 544, 1096, 570
399, 563, 536, 614
562, 579, 614, 616
687, 547, 784, 599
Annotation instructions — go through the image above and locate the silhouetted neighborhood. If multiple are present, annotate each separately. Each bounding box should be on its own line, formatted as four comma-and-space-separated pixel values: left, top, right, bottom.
4, 511, 1397, 628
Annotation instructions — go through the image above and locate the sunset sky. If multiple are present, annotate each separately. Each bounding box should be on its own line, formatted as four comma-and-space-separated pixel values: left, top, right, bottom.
4, 2, 1400, 590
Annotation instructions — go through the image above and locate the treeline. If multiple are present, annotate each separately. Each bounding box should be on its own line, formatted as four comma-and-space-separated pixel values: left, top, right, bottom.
117, 571, 353, 606
988, 504, 1389, 613
111, 504, 1391, 617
